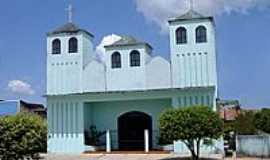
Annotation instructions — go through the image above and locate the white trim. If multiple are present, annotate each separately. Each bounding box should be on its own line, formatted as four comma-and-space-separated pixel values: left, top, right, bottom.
0, 99, 19, 103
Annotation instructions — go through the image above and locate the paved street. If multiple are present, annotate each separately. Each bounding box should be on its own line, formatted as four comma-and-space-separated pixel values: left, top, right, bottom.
42, 153, 270, 160
44, 154, 171, 160
43, 153, 225, 160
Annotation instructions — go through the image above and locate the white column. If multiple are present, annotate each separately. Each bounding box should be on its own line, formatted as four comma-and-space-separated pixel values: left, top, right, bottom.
106, 130, 111, 153
144, 129, 149, 153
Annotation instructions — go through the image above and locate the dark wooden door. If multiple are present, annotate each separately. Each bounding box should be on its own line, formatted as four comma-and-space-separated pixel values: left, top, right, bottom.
118, 111, 152, 150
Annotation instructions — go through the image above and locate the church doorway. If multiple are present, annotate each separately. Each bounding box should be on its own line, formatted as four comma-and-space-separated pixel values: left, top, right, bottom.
118, 111, 152, 150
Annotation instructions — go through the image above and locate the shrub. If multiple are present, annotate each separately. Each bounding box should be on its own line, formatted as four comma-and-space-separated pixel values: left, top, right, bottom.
254, 108, 270, 134
0, 113, 47, 160
84, 125, 106, 146
159, 106, 223, 160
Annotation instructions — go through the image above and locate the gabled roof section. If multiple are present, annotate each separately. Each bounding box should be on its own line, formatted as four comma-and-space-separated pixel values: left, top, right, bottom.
104, 35, 153, 50
168, 9, 213, 23
20, 100, 45, 110
47, 23, 94, 37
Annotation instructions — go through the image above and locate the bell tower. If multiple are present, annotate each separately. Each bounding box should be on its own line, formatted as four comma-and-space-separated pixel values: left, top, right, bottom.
169, 9, 217, 90
46, 5, 95, 95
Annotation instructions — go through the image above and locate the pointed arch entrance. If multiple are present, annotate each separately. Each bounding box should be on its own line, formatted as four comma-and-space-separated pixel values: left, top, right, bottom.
118, 111, 152, 150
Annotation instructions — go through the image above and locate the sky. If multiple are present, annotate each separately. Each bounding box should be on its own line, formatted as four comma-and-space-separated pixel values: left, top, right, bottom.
0, 0, 270, 109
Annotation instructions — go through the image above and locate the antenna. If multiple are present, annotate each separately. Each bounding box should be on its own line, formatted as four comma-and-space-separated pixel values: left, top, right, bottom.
66, 4, 74, 23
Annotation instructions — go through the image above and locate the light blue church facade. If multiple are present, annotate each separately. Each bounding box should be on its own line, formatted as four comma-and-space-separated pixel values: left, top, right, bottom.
46, 10, 221, 153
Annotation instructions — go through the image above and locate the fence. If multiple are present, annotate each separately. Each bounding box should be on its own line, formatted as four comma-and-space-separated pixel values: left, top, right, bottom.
236, 135, 270, 157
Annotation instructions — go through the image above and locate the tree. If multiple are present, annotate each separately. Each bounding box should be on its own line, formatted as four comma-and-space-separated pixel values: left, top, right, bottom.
0, 113, 47, 160
159, 106, 223, 160
254, 108, 270, 134
234, 111, 257, 135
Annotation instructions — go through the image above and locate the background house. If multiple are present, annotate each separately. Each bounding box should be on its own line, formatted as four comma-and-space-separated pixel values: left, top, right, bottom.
218, 99, 241, 121
0, 100, 46, 118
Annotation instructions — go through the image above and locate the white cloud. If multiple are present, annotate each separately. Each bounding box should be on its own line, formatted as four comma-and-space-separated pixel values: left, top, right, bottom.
8, 80, 35, 95
96, 34, 122, 62
134, 0, 270, 32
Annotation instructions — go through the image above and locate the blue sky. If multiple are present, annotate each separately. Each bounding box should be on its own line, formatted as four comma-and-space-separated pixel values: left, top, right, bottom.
0, 0, 269, 108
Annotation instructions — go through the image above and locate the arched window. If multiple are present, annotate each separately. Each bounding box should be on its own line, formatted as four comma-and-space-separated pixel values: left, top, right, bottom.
196, 26, 207, 43
52, 39, 61, 54
69, 37, 78, 53
130, 50, 140, 67
176, 27, 187, 44
111, 52, 121, 68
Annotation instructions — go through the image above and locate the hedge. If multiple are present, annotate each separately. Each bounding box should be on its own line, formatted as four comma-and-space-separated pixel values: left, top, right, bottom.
0, 113, 47, 160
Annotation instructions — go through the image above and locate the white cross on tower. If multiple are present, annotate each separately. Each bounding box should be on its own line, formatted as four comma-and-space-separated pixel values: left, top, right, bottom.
66, 4, 74, 23
190, 0, 194, 11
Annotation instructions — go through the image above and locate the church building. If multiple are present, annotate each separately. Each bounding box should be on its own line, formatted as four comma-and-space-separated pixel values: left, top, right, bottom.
46, 8, 219, 153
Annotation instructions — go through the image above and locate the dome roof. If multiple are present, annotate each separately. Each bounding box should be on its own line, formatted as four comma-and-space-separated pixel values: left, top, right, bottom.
105, 35, 152, 50
113, 36, 139, 45
47, 23, 94, 37
168, 10, 213, 23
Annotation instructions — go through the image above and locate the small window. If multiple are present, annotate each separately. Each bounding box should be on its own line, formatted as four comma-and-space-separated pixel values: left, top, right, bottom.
69, 37, 78, 53
176, 27, 187, 44
111, 52, 121, 69
196, 26, 207, 43
52, 39, 61, 54
130, 50, 140, 67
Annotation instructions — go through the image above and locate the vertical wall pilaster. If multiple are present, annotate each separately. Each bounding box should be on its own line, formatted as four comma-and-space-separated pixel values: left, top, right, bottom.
172, 97, 179, 108
47, 97, 85, 154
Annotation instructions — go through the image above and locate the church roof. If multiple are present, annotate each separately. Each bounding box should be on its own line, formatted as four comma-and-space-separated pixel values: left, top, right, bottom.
113, 36, 139, 45
168, 10, 213, 23
104, 35, 153, 50
47, 23, 94, 37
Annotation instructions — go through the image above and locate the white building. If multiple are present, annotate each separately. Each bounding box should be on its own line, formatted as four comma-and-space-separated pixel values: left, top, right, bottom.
46, 9, 221, 153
